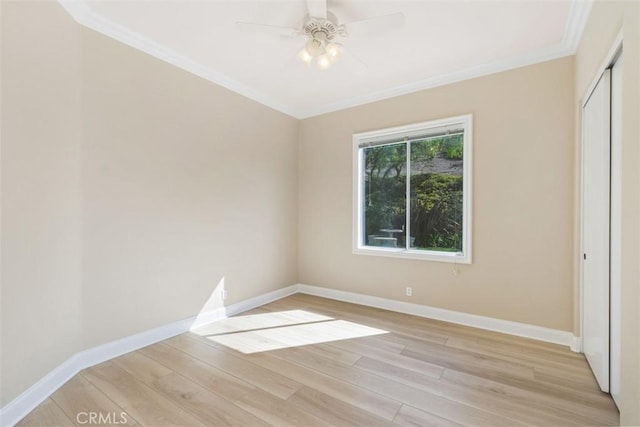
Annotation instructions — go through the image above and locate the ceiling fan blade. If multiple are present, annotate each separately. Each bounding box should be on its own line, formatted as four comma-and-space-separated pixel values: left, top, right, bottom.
306, 0, 327, 19
342, 50, 367, 76
236, 22, 300, 37
343, 12, 405, 37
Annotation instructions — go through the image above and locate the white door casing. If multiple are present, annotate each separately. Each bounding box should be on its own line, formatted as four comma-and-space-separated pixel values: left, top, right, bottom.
609, 55, 622, 407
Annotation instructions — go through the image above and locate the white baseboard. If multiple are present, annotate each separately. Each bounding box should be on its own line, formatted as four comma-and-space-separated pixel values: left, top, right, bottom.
297, 284, 580, 351
0, 282, 580, 426
0, 284, 298, 427
570, 335, 583, 353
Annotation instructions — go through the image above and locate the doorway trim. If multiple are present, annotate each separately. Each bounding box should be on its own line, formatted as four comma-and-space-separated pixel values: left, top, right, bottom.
579, 30, 622, 353
578, 30, 623, 396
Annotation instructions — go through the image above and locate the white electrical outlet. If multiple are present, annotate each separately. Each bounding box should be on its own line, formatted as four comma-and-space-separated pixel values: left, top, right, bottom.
222, 289, 228, 301
406, 287, 412, 297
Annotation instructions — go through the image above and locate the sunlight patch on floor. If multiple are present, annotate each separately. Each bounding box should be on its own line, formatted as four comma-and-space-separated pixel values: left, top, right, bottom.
193, 312, 388, 354
192, 309, 334, 336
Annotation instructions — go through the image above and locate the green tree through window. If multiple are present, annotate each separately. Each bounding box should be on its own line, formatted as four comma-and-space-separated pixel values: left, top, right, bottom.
363, 135, 463, 252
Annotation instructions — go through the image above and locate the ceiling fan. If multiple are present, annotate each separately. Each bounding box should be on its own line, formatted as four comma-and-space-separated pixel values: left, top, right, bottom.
236, 0, 405, 70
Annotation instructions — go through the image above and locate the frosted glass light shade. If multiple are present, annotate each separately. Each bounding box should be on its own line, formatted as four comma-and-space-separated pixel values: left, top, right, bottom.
317, 54, 332, 69
325, 42, 343, 60
298, 48, 313, 65
305, 38, 324, 57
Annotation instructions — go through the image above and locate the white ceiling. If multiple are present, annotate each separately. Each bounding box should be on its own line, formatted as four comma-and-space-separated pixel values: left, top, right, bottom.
59, 0, 591, 118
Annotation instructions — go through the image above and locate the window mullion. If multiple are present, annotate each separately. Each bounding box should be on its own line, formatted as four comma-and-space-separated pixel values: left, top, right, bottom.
405, 140, 411, 250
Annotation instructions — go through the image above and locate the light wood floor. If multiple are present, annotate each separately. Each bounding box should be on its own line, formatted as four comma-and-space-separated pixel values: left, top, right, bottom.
19, 294, 619, 426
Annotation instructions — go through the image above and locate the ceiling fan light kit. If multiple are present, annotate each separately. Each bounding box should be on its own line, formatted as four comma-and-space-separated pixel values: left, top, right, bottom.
298, 39, 343, 69
237, 0, 404, 72
298, 13, 345, 70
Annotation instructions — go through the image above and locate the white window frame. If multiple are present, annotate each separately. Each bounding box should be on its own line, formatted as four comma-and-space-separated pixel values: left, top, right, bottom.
352, 114, 473, 264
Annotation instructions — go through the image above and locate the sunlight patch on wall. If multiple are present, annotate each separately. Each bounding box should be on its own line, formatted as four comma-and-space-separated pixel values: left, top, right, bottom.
191, 277, 228, 329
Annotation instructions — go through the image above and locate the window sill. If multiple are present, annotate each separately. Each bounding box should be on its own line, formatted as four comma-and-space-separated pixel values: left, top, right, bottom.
353, 246, 471, 264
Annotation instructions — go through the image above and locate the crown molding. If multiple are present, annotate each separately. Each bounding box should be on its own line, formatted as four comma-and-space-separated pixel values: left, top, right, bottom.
563, 0, 594, 53
297, 43, 574, 118
58, 0, 592, 120
57, 0, 299, 119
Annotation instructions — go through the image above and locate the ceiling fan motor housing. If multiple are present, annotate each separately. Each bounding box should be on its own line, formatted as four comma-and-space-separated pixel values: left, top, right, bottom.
302, 12, 346, 42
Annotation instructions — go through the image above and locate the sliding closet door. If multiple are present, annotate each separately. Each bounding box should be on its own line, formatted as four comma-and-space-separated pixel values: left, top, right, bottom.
581, 68, 611, 392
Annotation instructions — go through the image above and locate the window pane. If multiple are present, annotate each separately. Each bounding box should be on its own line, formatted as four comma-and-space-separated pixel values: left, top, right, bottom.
409, 134, 464, 252
362, 144, 406, 248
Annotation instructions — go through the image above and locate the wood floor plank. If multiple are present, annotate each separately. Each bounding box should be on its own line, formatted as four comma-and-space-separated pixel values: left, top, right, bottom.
19, 294, 619, 426
139, 342, 256, 402
17, 398, 75, 427
154, 373, 269, 427
235, 389, 332, 427
393, 404, 464, 427
165, 334, 304, 399
329, 333, 407, 355
113, 351, 173, 383
334, 340, 443, 378
476, 334, 585, 360
442, 369, 618, 425
471, 332, 586, 357
532, 364, 600, 390
51, 375, 138, 426
115, 351, 269, 427
301, 341, 363, 365
286, 386, 397, 427
446, 336, 593, 376
355, 356, 443, 385
400, 340, 536, 380
83, 362, 207, 427
533, 365, 600, 391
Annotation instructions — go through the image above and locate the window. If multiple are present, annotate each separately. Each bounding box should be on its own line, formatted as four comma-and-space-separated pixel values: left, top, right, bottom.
353, 115, 472, 263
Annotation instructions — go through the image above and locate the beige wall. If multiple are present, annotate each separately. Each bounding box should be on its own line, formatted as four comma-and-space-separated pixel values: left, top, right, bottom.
299, 57, 575, 332
0, 0, 298, 405
1, 0, 84, 407
79, 28, 298, 348
574, 1, 640, 423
